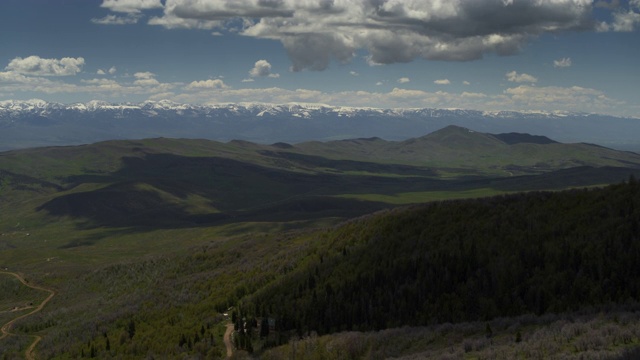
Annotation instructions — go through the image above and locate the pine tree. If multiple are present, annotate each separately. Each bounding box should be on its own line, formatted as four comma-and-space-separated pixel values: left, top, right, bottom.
127, 319, 136, 339
260, 318, 269, 338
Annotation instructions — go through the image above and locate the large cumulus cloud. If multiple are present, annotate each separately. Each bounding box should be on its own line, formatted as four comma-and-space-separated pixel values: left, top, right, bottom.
137, 0, 598, 70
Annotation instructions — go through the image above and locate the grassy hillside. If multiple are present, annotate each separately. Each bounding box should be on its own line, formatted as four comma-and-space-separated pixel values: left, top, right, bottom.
293, 126, 640, 175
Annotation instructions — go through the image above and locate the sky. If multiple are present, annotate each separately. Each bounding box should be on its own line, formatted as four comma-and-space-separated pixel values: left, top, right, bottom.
1, 0, 639, 117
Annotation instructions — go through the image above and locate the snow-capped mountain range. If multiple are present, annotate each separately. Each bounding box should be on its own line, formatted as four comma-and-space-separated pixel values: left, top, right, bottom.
1, 99, 639, 151
0, 99, 589, 119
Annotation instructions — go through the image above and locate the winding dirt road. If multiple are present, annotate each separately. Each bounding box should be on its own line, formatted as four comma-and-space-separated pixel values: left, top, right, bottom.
223, 323, 234, 358
0, 271, 55, 360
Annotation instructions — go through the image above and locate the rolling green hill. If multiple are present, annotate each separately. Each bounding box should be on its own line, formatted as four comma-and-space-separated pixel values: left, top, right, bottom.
1, 126, 638, 231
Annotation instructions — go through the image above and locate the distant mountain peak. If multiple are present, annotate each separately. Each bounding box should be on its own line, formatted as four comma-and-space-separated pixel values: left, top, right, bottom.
420, 126, 559, 148
434, 125, 474, 133
420, 125, 488, 141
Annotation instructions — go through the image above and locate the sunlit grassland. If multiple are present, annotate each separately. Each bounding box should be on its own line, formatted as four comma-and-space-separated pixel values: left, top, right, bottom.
336, 188, 515, 204
335, 182, 614, 205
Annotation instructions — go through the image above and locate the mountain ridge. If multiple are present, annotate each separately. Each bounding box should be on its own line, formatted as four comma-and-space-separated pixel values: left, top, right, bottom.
2, 100, 640, 152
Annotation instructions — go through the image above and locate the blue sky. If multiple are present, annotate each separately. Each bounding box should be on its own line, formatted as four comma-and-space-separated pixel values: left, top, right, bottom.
1, 0, 639, 117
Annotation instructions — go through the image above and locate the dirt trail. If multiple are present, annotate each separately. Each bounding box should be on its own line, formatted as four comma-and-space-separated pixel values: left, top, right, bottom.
223, 323, 234, 358
0, 271, 56, 360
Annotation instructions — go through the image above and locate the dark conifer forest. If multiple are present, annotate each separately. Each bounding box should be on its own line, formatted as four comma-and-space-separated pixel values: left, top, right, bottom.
244, 179, 640, 335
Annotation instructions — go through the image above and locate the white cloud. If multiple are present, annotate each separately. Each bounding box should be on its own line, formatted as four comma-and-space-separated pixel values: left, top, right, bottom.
100, 0, 163, 13
241, 78, 255, 83
596, 21, 611, 32
97, 66, 118, 75
0, 71, 46, 84
595, 0, 640, 31
185, 79, 228, 90
134, 71, 156, 79
397, 77, 410, 84
249, 60, 279, 78
612, 9, 640, 31
463, 81, 471, 85
506, 71, 538, 83
461, 91, 487, 99
350, 71, 359, 76
148, 1, 222, 29
0, 64, 177, 97
5, 56, 84, 76
375, 81, 383, 86
131, 72, 171, 89
503, 85, 622, 112
0, 71, 112, 94
148, 15, 222, 30
134, 0, 596, 71
134, 78, 160, 87
91, 14, 140, 25
434, 79, 451, 85
81, 78, 120, 86
553, 58, 572, 68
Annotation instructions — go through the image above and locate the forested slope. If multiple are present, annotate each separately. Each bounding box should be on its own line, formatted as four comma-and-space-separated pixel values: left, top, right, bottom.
243, 179, 640, 335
